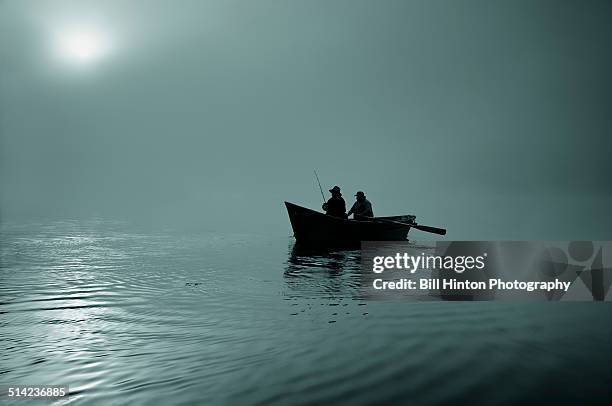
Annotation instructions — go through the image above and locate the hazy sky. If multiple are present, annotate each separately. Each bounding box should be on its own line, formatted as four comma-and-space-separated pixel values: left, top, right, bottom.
1, 0, 610, 239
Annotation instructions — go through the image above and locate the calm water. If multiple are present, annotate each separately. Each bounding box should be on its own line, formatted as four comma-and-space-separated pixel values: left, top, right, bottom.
1, 221, 610, 405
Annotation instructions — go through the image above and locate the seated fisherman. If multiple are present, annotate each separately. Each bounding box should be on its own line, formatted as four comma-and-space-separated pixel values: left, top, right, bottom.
348, 191, 373, 220
322, 186, 347, 218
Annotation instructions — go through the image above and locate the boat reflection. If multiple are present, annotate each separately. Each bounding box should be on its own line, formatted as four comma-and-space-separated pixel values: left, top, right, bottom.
283, 243, 363, 298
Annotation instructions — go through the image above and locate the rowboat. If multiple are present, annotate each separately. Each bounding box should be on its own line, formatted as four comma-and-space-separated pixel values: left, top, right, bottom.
285, 201, 416, 246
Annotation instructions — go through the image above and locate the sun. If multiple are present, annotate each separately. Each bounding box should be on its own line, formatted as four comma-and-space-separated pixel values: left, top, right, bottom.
53, 25, 112, 66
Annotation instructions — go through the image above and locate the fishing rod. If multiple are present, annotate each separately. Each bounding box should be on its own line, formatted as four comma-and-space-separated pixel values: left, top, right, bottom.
314, 170, 326, 203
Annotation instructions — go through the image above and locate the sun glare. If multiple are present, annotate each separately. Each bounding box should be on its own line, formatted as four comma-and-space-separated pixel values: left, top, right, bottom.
53, 25, 112, 66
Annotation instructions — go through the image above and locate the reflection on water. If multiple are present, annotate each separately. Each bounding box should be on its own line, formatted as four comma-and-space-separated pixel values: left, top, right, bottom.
283, 243, 370, 323
284, 243, 362, 298
1, 221, 611, 405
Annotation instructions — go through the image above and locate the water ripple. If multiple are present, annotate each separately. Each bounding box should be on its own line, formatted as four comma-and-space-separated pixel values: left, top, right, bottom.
0, 221, 610, 405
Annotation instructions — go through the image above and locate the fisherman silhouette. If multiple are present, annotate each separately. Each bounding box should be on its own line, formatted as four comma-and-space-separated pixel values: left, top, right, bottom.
322, 186, 347, 218
348, 191, 373, 220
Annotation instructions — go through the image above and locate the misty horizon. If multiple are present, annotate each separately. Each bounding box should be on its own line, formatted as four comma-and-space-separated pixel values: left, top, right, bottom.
1, 0, 610, 239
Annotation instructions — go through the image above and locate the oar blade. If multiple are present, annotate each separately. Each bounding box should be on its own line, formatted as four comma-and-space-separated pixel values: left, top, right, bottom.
412, 224, 446, 235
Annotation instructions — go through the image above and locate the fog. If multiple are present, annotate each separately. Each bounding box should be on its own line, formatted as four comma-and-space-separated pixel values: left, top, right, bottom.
1, 0, 610, 239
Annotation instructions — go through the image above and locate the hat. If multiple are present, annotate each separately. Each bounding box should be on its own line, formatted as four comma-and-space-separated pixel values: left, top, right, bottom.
329, 186, 341, 194
355, 191, 365, 197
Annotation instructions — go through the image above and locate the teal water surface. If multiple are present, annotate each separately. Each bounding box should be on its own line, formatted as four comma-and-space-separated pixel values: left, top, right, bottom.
1, 221, 610, 405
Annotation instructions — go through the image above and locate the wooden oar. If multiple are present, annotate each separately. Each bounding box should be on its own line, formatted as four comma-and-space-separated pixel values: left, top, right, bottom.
409, 223, 446, 236
362, 216, 447, 236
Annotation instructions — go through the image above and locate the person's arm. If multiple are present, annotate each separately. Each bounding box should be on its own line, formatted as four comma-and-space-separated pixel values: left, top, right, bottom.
322, 199, 330, 212
347, 202, 356, 216
353, 202, 367, 216
366, 201, 373, 217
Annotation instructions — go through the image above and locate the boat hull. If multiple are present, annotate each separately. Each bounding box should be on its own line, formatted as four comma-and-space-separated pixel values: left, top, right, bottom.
285, 201, 413, 247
